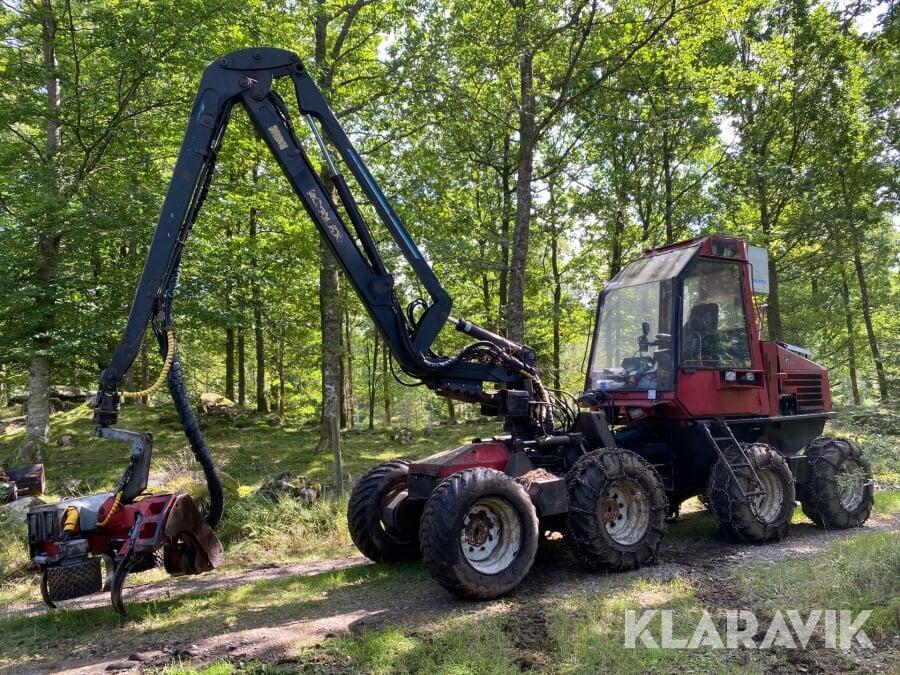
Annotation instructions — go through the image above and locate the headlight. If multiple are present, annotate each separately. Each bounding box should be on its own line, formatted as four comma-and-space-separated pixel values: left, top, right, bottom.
745, 371, 755, 382
724, 370, 737, 382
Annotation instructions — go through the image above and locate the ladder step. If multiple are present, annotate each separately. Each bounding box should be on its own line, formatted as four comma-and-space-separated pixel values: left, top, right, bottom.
743, 490, 766, 497
711, 436, 735, 442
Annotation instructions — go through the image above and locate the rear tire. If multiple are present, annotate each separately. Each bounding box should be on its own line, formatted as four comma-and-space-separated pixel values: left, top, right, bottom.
798, 437, 873, 529
419, 468, 538, 600
707, 443, 794, 543
348, 460, 420, 562
565, 449, 667, 571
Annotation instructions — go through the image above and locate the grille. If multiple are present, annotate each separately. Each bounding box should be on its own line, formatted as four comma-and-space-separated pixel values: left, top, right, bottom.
28, 508, 60, 544
782, 373, 824, 412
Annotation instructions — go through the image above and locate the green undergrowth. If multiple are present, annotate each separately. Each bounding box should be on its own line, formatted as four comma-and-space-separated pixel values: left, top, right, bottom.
735, 530, 900, 636
827, 404, 900, 485
0, 404, 497, 493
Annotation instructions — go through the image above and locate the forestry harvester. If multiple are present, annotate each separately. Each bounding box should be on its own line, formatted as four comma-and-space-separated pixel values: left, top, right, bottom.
26, 48, 874, 614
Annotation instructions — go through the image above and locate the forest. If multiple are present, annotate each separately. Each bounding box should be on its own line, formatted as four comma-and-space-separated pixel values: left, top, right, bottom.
0, 0, 897, 456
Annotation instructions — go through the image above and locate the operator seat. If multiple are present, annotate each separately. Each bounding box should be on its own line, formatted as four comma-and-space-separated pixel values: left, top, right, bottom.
682, 302, 719, 366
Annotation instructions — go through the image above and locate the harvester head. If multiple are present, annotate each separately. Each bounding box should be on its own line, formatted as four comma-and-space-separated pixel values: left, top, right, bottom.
27, 429, 222, 616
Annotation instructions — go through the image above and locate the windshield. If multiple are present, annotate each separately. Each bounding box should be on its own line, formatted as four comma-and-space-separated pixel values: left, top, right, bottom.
606, 245, 698, 289
588, 247, 697, 392
590, 279, 675, 392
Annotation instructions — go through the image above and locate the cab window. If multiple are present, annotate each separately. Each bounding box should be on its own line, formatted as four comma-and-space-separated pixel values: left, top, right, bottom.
680, 260, 751, 369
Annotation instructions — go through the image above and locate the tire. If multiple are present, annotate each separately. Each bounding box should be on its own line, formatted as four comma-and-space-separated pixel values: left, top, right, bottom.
419, 468, 539, 600
348, 460, 420, 562
798, 437, 873, 529
565, 449, 668, 571
707, 443, 794, 543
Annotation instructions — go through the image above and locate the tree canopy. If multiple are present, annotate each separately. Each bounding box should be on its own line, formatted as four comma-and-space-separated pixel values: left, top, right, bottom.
0, 0, 896, 446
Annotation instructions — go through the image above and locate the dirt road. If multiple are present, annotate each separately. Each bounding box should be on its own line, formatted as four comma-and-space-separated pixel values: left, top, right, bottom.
7, 509, 899, 674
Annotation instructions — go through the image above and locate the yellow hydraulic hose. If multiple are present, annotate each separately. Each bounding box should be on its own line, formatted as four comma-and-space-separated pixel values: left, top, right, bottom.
96, 491, 123, 528
121, 330, 175, 399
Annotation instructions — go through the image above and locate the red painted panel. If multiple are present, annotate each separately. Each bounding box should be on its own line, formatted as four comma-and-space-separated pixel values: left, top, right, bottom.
410, 442, 511, 478
676, 369, 766, 417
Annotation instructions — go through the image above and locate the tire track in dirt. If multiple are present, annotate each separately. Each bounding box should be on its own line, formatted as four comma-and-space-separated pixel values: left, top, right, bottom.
7, 512, 898, 675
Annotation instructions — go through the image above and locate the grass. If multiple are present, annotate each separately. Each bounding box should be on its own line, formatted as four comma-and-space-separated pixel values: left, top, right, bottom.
0, 561, 426, 670
0, 404, 497, 495
735, 531, 900, 636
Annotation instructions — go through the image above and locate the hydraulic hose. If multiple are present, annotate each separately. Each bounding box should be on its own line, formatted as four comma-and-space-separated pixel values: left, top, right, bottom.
148, 231, 224, 529
165, 352, 224, 529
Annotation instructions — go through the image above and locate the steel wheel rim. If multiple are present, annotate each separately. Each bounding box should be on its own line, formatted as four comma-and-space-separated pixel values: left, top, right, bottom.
600, 479, 650, 546
460, 496, 522, 574
837, 459, 866, 511
752, 469, 784, 523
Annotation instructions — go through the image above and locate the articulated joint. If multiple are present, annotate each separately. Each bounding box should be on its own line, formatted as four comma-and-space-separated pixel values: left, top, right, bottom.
92, 382, 121, 427
215, 48, 302, 72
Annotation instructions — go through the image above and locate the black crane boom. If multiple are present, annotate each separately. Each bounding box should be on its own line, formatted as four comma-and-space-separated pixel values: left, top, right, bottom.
94, 48, 547, 437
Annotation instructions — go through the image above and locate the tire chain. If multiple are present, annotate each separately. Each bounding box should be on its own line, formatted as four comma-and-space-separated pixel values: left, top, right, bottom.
798, 436, 873, 529
565, 448, 667, 571
706, 443, 794, 543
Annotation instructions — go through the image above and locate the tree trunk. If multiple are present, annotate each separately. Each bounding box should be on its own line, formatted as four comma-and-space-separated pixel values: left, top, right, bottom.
839, 266, 861, 405
247, 160, 267, 414
23, 0, 62, 457
225, 326, 235, 401
320, 237, 342, 444
851, 239, 888, 400
446, 399, 457, 424
318, 179, 342, 442
313, 1, 342, 450
498, 136, 513, 331
253, 301, 266, 413
662, 117, 674, 244
140, 338, 149, 405
249, 203, 267, 413
225, 226, 235, 401
550, 226, 562, 391
367, 336, 379, 430
342, 299, 355, 429
610, 208, 624, 277
755, 170, 783, 341
506, 40, 535, 343
277, 325, 285, 418
382, 344, 392, 427
237, 329, 246, 407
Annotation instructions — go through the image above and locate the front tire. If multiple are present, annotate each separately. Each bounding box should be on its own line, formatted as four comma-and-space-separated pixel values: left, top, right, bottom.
799, 437, 873, 529
348, 460, 420, 562
707, 443, 794, 543
565, 449, 668, 571
419, 468, 539, 600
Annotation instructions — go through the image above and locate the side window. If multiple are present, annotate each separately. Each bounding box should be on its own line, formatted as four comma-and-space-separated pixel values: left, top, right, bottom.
680, 261, 751, 368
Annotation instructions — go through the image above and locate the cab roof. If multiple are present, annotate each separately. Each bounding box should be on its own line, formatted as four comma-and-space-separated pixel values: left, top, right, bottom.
643, 235, 748, 262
